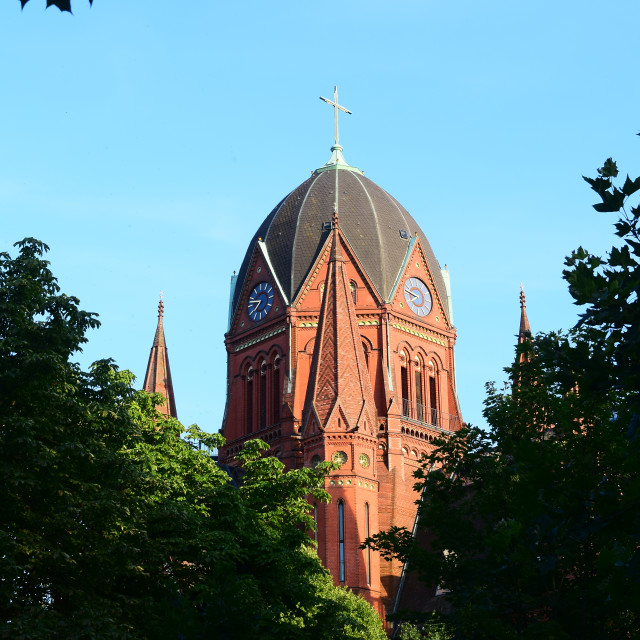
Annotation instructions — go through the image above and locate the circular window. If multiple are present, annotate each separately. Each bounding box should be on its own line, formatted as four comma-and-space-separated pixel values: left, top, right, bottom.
359, 453, 370, 469
332, 451, 348, 466
311, 454, 322, 467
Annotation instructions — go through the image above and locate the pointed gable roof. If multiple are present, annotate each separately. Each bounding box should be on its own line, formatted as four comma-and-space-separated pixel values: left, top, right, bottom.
303, 215, 378, 433
143, 296, 178, 418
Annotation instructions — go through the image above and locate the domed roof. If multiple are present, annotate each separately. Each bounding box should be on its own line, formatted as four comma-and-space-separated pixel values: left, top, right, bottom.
231, 154, 448, 317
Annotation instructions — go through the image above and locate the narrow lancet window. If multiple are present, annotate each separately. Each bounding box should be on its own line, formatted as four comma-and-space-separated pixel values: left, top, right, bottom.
271, 358, 280, 425
415, 361, 423, 422
429, 374, 437, 426
338, 501, 345, 582
400, 354, 410, 418
245, 368, 254, 433
259, 362, 267, 429
362, 341, 370, 372
364, 502, 371, 586
314, 503, 318, 544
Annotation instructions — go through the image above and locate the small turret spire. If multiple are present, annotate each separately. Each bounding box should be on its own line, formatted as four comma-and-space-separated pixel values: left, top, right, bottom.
330, 211, 344, 263
518, 283, 531, 343
517, 284, 533, 364
143, 293, 178, 418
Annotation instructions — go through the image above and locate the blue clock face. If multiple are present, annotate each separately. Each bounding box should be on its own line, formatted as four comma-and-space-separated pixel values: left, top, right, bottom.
248, 282, 274, 321
404, 277, 432, 317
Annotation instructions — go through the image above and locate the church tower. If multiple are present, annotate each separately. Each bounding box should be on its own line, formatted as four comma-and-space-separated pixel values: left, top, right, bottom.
219, 90, 462, 617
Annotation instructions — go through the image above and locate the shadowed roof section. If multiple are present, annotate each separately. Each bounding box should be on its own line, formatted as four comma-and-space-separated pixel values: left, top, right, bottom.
143, 297, 178, 419
231, 165, 448, 316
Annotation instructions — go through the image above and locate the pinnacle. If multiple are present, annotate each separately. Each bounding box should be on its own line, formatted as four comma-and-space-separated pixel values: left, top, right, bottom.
519, 284, 531, 341
143, 295, 178, 418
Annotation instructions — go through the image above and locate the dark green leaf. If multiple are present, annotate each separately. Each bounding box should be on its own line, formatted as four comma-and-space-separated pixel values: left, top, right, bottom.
598, 157, 619, 178
622, 174, 640, 197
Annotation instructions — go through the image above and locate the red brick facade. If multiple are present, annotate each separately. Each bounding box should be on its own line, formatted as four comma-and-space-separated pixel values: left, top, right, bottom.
220, 165, 461, 620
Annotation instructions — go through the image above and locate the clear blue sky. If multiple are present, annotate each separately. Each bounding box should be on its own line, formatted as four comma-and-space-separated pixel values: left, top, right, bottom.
1, 0, 638, 431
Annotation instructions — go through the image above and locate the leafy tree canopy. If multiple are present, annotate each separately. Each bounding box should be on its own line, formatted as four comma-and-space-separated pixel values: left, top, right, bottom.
365, 148, 640, 639
0, 239, 386, 639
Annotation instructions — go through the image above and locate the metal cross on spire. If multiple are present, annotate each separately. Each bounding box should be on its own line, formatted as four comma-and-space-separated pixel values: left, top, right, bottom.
319, 86, 352, 146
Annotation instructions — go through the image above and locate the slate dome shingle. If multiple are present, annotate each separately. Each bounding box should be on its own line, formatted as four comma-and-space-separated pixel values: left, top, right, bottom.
231, 165, 447, 316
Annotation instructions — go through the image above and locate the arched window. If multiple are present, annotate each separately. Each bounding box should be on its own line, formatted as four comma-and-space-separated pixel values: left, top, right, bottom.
364, 502, 371, 585
428, 359, 438, 426
245, 366, 254, 433
415, 356, 424, 422
319, 282, 325, 304
400, 351, 410, 418
271, 356, 281, 425
258, 360, 267, 430
314, 503, 319, 544
349, 280, 357, 305
361, 341, 370, 371
338, 501, 345, 582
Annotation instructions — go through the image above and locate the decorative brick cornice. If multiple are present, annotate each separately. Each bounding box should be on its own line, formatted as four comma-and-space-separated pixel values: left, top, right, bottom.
391, 320, 447, 346
328, 476, 378, 490
297, 315, 380, 329
232, 324, 286, 352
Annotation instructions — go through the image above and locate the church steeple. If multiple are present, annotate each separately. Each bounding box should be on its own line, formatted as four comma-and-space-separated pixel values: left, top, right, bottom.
304, 213, 377, 433
517, 284, 533, 364
143, 295, 177, 418
220, 105, 461, 613
518, 284, 531, 343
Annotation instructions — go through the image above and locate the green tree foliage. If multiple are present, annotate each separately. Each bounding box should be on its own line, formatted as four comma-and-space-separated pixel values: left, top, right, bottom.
365, 153, 640, 639
19, 0, 92, 13
0, 239, 386, 639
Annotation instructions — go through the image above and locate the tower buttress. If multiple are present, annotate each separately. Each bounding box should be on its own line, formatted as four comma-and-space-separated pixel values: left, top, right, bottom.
302, 214, 381, 612
143, 296, 178, 418
303, 214, 377, 433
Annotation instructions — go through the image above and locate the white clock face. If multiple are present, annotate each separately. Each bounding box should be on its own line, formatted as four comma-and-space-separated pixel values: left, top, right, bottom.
248, 282, 274, 321
404, 277, 432, 317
